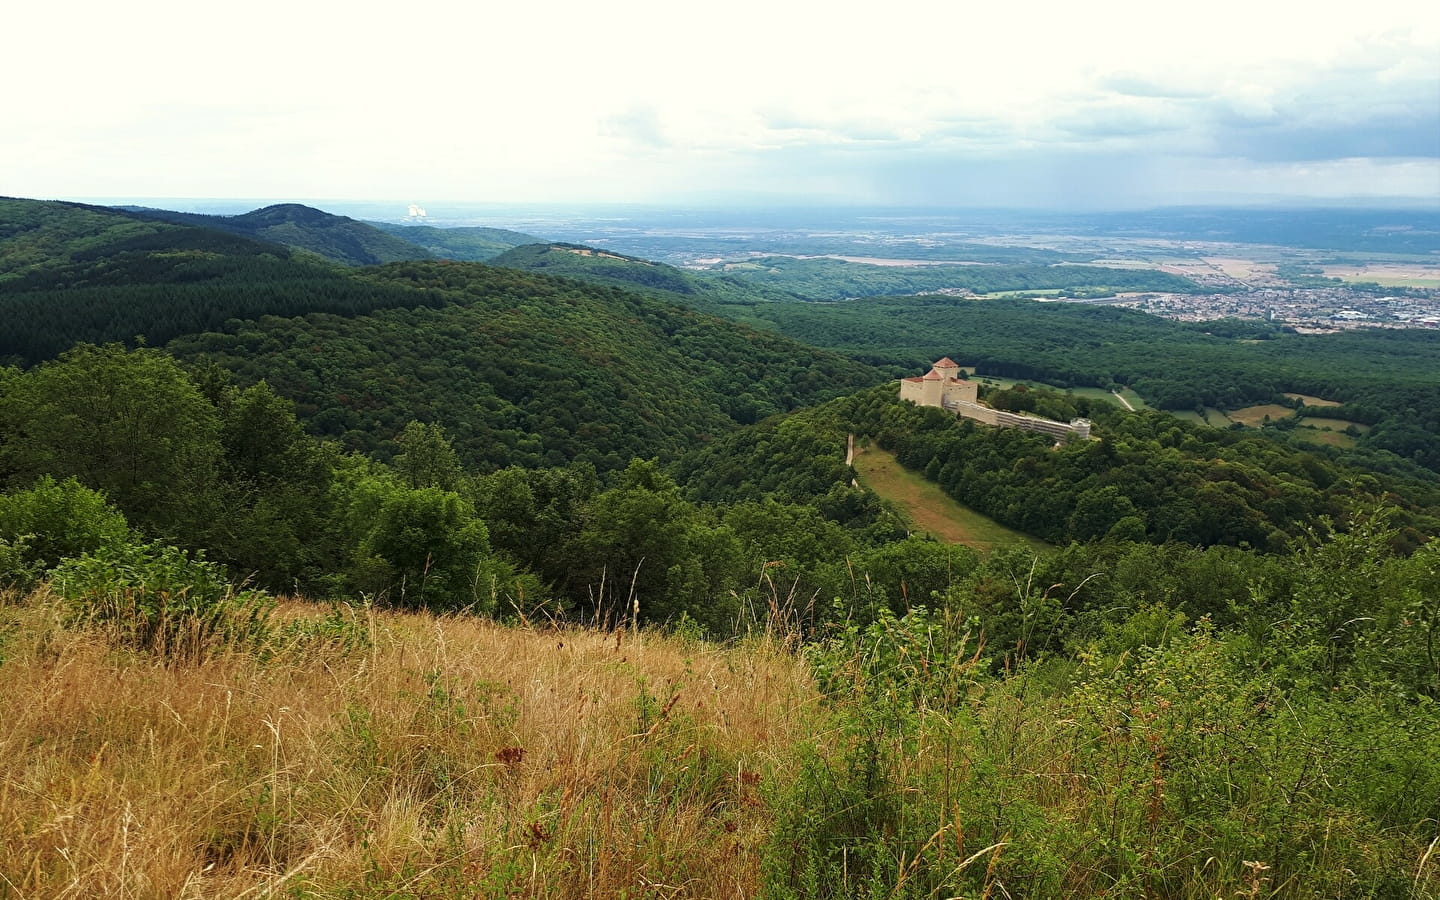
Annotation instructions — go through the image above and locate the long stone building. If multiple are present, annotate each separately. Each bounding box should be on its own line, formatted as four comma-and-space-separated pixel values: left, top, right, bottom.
900, 358, 1092, 441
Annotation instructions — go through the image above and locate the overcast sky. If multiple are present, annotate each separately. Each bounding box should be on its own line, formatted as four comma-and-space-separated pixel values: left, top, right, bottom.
5, 0, 1438, 208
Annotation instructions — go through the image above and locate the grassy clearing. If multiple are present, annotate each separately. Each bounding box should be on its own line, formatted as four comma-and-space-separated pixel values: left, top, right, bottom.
1116, 386, 1148, 409
1203, 407, 1232, 427
974, 288, 1065, 298
1226, 404, 1298, 427
1284, 392, 1340, 407
969, 377, 1148, 411
1300, 416, 1371, 432
0, 592, 812, 898
1173, 407, 1235, 428
852, 445, 1046, 551
1068, 385, 1127, 407
1294, 427, 1359, 449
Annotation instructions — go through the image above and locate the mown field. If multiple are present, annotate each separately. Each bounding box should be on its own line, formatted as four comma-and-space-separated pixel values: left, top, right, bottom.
851, 444, 1046, 551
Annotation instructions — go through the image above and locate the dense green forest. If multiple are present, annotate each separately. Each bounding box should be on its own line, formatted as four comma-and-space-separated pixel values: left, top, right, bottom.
0, 199, 455, 363
367, 221, 543, 260
122, 203, 433, 265
165, 261, 883, 470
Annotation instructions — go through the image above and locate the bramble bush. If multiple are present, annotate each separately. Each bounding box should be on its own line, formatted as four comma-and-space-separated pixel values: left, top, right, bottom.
52, 542, 275, 662
0, 475, 132, 586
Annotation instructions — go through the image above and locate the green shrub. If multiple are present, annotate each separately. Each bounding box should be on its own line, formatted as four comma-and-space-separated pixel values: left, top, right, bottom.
52, 542, 275, 661
0, 476, 132, 583
0, 535, 41, 588
764, 606, 986, 899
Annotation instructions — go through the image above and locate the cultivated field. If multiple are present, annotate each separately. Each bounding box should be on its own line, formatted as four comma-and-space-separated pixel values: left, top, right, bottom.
1299, 416, 1370, 433
1294, 427, 1358, 449
1321, 263, 1440, 288
1226, 404, 1298, 427
1284, 392, 1341, 407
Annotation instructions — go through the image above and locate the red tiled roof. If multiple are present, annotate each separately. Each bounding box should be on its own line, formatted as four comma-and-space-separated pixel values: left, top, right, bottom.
902, 376, 925, 383
933, 357, 959, 368
922, 370, 943, 381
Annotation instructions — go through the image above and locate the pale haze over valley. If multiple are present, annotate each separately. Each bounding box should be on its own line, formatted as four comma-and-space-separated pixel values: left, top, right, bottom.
5, 0, 1438, 209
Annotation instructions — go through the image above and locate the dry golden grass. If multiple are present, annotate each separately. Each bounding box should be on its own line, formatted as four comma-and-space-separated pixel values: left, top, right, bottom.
1224, 404, 1295, 427
1282, 392, 1340, 408
0, 592, 817, 898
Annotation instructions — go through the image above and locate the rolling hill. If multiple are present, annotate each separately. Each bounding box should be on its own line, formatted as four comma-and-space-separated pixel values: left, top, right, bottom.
0, 198, 442, 363
489, 242, 799, 308
1, 196, 886, 472
168, 260, 884, 472
123, 203, 432, 266
368, 222, 543, 261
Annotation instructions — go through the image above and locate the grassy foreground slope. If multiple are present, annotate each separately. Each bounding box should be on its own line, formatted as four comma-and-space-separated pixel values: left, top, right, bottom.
2, 568, 1435, 899
0, 594, 812, 897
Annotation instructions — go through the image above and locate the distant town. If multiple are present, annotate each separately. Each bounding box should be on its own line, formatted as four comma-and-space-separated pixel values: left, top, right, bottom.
1098, 286, 1440, 332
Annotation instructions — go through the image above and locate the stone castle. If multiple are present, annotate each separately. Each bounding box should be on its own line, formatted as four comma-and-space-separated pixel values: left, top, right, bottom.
900, 358, 1092, 441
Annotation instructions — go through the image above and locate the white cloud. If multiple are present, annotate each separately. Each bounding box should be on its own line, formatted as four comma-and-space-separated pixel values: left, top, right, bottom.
3, 0, 1437, 205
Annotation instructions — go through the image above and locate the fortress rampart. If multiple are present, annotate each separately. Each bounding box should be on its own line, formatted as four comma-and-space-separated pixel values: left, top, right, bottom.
901, 358, 1092, 441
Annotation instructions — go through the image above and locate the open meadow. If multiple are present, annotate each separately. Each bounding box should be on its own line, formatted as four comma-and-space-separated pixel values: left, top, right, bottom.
851, 445, 1045, 551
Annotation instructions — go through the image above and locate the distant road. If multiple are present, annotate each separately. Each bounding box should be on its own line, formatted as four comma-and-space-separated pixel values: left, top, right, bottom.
1113, 390, 1136, 411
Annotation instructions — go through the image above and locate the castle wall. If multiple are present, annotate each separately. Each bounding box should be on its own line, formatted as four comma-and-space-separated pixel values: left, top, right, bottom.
899, 363, 1090, 442
941, 378, 978, 406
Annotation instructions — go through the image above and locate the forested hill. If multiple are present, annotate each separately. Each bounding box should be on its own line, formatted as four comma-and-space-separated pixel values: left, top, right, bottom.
165, 260, 884, 472
706, 255, 1203, 300
0, 198, 445, 363
123, 203, 432, 266
489, 242, 796, 307
368, 222, 543, 261
720, 295, 1440, 475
